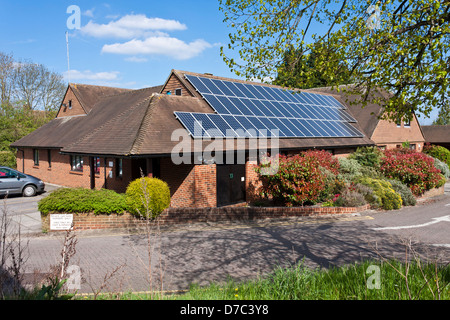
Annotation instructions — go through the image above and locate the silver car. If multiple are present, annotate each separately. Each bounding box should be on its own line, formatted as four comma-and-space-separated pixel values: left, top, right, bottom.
0, 166, 45, 197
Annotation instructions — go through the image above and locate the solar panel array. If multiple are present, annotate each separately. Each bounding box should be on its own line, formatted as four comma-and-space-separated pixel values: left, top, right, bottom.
174, 74, 363, 139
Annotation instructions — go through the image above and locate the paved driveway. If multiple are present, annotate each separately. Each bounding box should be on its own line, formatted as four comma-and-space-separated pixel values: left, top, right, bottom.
0, 183, 60, 235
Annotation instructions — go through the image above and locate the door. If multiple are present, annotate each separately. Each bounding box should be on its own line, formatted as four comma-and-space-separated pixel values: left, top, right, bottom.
216, 164, 246, 207
0, 167, 23, 195
132, 158, 147, 180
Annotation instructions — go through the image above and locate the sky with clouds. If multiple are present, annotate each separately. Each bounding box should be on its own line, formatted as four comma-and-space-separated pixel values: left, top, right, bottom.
0, 0, 439, 124
0, 0, 234, 89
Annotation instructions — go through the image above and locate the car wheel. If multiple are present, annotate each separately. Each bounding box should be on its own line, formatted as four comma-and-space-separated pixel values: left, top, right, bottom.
23, 185, 37, 197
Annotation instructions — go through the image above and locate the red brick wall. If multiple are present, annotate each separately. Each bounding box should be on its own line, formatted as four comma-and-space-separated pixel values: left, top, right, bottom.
56, 87, 86, 118
194, 164, 217, 207
16, 149, 132, 192
162, 73, 193, 97
42, 204, 371, 232
160, 158, 196, 208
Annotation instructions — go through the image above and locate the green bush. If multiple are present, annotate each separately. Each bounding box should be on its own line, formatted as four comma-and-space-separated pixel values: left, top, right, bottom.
355, 177, 402, 210
348, 146, 383, 168
338, 157, 363, 176
385, 179, 416, 206
431, 157, 450, 179
423, 144, 450, 168
38, 188, 127, 216
0, 150, 16, 168
125, 177, 171, 218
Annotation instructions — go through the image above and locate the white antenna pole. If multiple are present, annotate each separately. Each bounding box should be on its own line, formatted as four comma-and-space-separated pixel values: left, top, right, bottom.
66, 31, 70, 84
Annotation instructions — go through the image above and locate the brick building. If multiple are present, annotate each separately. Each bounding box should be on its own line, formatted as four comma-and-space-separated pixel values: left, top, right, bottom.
11, 70, 374, 208
421, 125, 450, 150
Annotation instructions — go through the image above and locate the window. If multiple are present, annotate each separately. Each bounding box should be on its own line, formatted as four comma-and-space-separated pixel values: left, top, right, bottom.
93, 157, 100, 174
404, 119, 411, 127
175, 88, 182, 96
409, 144, 416, 150
116, 159, 123, 178
33, 149, 39, 166
48, 149, 52, 168
0, 168, 13, 178
68, 100, 72, 109
71, 155, 83, 172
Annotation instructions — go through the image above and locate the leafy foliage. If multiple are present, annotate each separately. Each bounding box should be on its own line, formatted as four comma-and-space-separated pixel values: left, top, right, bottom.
385, 179, 417, 207
348, 146, 383, 168
423, 144, 450, 169
256, 154, 327, 206
219, 0, 450, 122
354, 177, 402, 210
38, 188, 127, 216
380, 149, 442, 196
125, 177, 171, 218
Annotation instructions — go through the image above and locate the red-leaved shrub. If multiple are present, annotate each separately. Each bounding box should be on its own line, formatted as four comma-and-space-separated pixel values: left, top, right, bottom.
256, 151, 336, 206
300, 149, 340, 174
380, 149, 442, 196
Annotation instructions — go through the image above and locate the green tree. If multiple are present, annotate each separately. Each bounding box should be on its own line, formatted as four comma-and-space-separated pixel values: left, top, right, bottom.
219, 0, 450, 123
275, 42, 353, 89
432, 103, 450, 125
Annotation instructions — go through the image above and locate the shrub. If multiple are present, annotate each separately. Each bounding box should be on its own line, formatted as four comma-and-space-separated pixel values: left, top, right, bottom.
125, 177, 171, 218
385, 179, 416, 206
256, 154, 327, 206
380, 149, 442, 196
431, 157, 450, 179
0, 150, 16, 168
423, 144, 450, 168
355, 177, 402, 210
38, 188, 127, 216
333, 184, 367, 207
319, 168, 346, 202
348, 146, 383, 168
338, 158, 363, 176
301, 150, 340, 174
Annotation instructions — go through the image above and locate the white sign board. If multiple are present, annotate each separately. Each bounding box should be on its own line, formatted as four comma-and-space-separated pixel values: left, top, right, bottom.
50, 214, 74, 231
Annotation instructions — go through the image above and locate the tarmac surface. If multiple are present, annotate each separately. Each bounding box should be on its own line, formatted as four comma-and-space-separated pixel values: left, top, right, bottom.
1, 182, 449, 296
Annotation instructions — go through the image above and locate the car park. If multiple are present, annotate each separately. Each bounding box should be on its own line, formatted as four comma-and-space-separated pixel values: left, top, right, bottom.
0, 166, 45, 197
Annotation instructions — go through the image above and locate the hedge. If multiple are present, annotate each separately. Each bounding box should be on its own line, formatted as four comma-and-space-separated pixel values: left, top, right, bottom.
38, 188, 128, 216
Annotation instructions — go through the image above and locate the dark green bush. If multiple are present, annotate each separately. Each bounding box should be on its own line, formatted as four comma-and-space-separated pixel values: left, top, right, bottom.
125, 177, 171, 218
0, 150, 16, 168
423, 144, 450, 168
348, 146, 383, 168
38, 188, 127, 216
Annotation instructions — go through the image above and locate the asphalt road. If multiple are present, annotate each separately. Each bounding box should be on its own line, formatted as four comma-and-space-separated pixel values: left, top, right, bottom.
1, 183, 449, 295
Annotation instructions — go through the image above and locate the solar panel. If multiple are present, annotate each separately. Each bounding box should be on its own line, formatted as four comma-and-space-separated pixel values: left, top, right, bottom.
175, 74, 363, 139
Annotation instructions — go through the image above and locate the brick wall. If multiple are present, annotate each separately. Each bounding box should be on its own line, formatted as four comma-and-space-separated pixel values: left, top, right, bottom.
16, 149, 132, 192
371, 117, 425, 152
194, 164, 217, 207
162, 73, 193, 97
56, 87, 86, 118
41, 204, 371, 232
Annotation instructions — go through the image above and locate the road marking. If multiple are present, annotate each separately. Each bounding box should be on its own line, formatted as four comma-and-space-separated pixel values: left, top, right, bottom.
432, 244, 450, 248
373, 215, 450, 230
445, 203, 450, 207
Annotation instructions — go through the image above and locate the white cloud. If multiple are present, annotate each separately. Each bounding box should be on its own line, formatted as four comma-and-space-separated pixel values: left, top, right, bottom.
102, 37, 212, 60
83, 8, 95, 18
125, 56, 148, 63
64, 69, 120, 81
80, 14, 187, 39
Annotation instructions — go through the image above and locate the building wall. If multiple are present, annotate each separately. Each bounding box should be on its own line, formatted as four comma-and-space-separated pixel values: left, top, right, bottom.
371, 117, 425, 151
16, 148, 132, 192
56, 87, 86, 118
162, 73, 193, 97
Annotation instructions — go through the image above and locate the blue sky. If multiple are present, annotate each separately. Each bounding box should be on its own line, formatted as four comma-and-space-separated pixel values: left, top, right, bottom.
0, 0, 438, 124
0, 0, 236, 89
